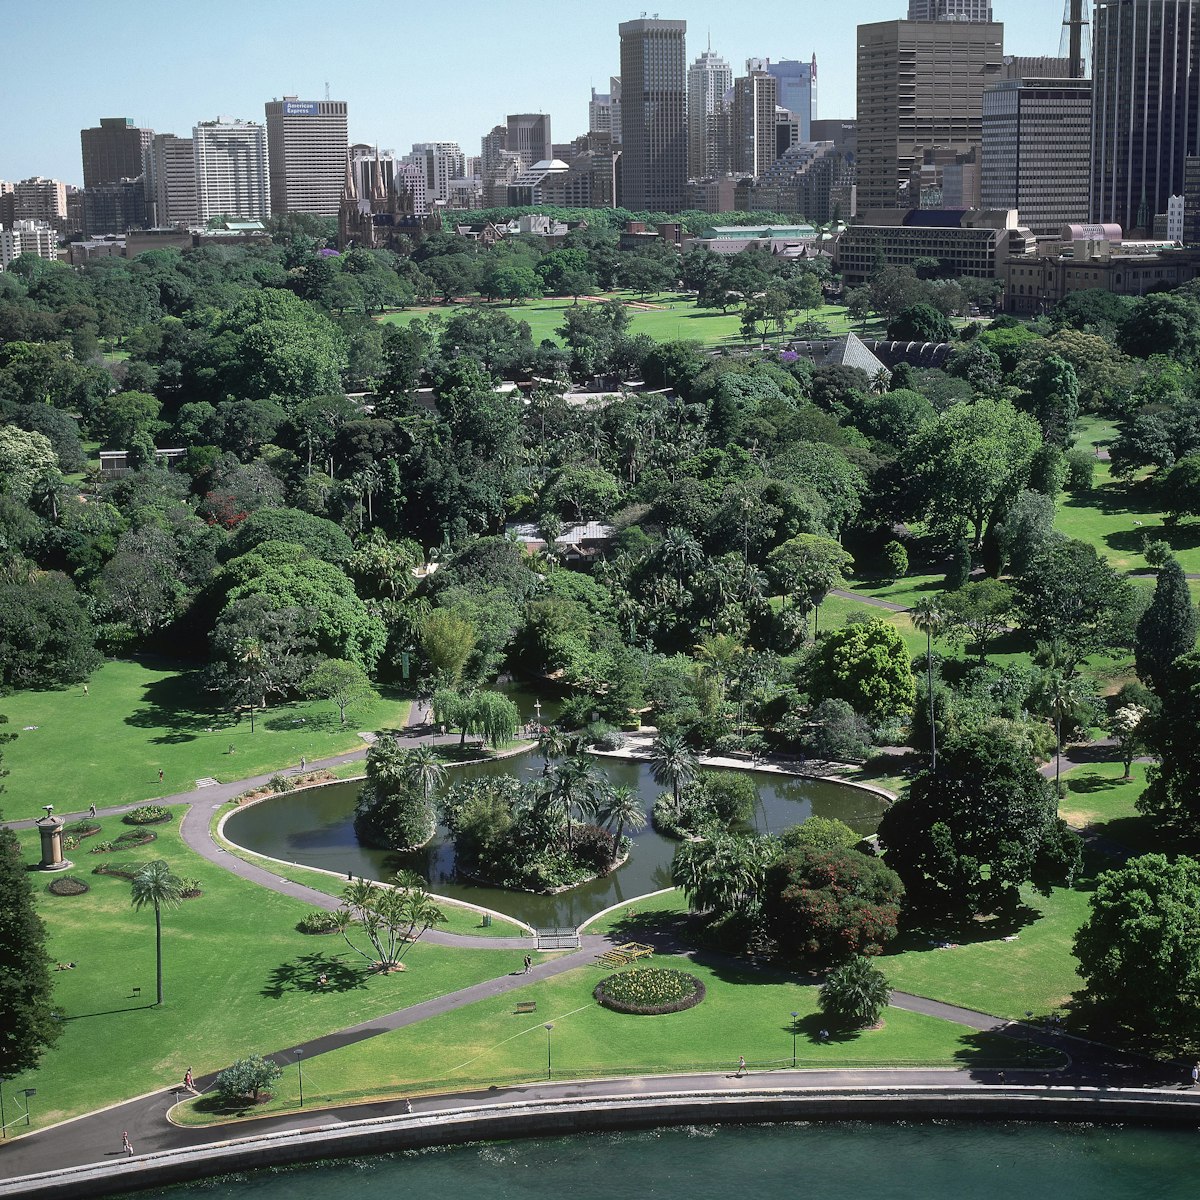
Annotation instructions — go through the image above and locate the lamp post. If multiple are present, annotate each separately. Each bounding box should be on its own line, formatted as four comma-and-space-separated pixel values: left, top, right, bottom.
533, 699, 543, 730
0, 1077, 6, 1139
1024, 1012, 1034, 1067
791, 1012, 799, 1068
21, 1089, 35, 1128
295, 1049, 305, 1108
544, 1023, 554, 1080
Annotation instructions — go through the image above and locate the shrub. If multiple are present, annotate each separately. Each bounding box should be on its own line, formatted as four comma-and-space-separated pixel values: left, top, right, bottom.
88, 841, 116, 853
1143, 539, 1173, 569
592, 728, 626, 752
297, 910, 340, 934
1065, 446, 1096, 492
62, 835, 79, 851
882, 540, 908, 581
818, 956, 892, 1029
214, 1055, 283, 1104
91, 862, 141, 880
47, 875, 89, 896
594, 968, 706, 1015
570, 823, 619, 874
124, 805, 171, 826
268, 774, 295, 793
179, 877, 203, 899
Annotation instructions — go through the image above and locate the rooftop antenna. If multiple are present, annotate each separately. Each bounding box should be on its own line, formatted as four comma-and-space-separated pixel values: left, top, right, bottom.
325, 80, 331, 100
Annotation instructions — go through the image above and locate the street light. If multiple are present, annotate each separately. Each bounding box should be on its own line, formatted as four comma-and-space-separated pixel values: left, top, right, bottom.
0, 1077, 7, 1139
544, 1023, 554, 1080
1024, 1012, 1034, 1067
294, 1049, 305, 1108
790, 1012, 799, 1068
21, 1089, 35, 1128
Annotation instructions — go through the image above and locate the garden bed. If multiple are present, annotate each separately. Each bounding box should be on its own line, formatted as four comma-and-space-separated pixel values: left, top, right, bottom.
46, 875, 90, 896
123, 805, 173, 826
594, 967, 706, 1015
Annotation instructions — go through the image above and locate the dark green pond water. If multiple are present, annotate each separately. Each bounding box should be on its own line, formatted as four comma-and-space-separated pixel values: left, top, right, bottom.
126, 1122, 1200, 1199
223, 751, 888, 927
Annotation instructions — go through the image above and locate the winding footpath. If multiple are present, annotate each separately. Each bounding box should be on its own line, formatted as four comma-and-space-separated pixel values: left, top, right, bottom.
3, 736, 1199, 1190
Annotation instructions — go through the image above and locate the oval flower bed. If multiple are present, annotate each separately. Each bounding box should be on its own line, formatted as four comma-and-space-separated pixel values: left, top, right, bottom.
46, 875, 90, 897
91, 830, 158, 853
124, 805, 172, 826
594, 967, 706, 1015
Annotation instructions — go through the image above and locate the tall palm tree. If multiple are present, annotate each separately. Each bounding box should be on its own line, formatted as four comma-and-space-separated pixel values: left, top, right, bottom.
694, 633, 745, 704
536, 726, 570, 775
648, 733, 698, 808
1042, 670, 1091, 800
660, 527, 704, 588
539, 756, 603, 852
910, 597, 946, 773
129, 860, 185, 1006
399, 745, 446, 804
601, 785, 648, 862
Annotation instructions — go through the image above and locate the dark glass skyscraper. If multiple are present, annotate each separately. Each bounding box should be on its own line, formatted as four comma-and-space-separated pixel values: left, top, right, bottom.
619, 18, 687, 212
1092, 0, 1200, 232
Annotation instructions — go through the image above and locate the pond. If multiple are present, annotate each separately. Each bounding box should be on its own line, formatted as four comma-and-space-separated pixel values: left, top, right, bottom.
224, 748, 889, 928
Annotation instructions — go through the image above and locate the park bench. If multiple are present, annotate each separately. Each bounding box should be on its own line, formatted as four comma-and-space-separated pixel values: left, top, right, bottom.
514, 1000, 537, 1014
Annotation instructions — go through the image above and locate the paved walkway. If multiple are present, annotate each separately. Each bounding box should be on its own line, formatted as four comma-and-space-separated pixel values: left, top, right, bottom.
828, 589, 910, 613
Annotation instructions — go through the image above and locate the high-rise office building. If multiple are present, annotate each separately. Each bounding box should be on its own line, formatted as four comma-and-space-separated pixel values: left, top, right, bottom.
1092, 0, 1200, 232
589, 79, 622, 144
150, 135, 199, 227
619, 18, 688, 212
81, 180, 148, 236
264, 98, 349, 217
409, 143, 466, 205
857, 18, 1004, 210
733, 70, 779, 177
766, 57, 818, 142
687, 48, 733, 179
982, 76, 1091, 234
193, 118, 269, 222
506, 114, 553, 170
80, 117, 154, 189
908, 0, 993, 20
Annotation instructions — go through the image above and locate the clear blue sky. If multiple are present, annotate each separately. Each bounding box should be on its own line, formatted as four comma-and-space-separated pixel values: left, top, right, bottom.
3, 0, 1069, 186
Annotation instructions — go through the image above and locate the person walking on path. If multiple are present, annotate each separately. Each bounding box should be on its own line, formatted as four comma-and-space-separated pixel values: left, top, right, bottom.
523, 954, 533, 974
184, 1068, 194, 1093
300, 757, 306, 772
1191, 1062, 1199, 1088
122, 1131, 132, 1156
736, 1055, 746, 1077
87, 803, 96, 818
158, 768, 164, 784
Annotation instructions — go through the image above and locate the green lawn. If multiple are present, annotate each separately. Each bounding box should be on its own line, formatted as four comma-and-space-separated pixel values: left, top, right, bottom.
6, 819, 533, 1132
379, 293, 886, 351
1059, 762, 1161, 855
176, 954, 1031, 1122
1, 659, 410, 820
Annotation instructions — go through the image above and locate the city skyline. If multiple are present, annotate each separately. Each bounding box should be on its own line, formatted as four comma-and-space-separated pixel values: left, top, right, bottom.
4, 0, 1069, 186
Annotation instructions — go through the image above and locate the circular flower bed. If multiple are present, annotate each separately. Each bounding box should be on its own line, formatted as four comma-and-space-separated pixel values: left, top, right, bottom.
594, 967, 706, 1015
64, 820, 102, 839
124, 805, 172, 826
47, 875, 90, 897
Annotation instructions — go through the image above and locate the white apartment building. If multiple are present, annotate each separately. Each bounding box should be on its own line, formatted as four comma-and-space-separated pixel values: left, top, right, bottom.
0, 220, 59, 271
264, 98, 349, 217
192, 118, 269, 222
12, 178, 68, 227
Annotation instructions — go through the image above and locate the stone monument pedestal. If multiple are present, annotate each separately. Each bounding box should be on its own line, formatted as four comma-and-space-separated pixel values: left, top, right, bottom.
35, 813, 72, 872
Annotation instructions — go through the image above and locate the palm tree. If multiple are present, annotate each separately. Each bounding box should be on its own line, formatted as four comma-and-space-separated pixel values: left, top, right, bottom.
694, 633, 745, 704
818, 956, 892, 1030
660, 527, 704, 588
910, 597, 946, 773
601, 785, 648, 862
129, 860, 185, 1006
539, 756, 603, 852
536, 726, 570, 774
1042, 670, 1091, 799
648, 733, 698, 808
399, 745, 446, 804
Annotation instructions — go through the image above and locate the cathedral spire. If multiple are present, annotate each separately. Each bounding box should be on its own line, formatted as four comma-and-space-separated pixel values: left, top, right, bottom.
371, 146, 386, 200
343, 150, 357, 201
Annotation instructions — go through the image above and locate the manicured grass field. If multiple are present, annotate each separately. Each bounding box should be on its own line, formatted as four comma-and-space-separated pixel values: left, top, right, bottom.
175, 954, 1029, 1123
1058, 762, 1161, 855
6, 820, 531, 1131
379, 293, 886, 350
1, 659, 409, 820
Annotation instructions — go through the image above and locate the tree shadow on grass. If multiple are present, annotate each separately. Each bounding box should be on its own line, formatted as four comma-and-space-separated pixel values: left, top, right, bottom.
603, 908, 694, 950
951, 1030, 1065, 1078
885, 903, 1047, 958
261, 709, 341, 734
123, 670, 232, 743
1067, 773, 1131, 795
261, 952, 367, 999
